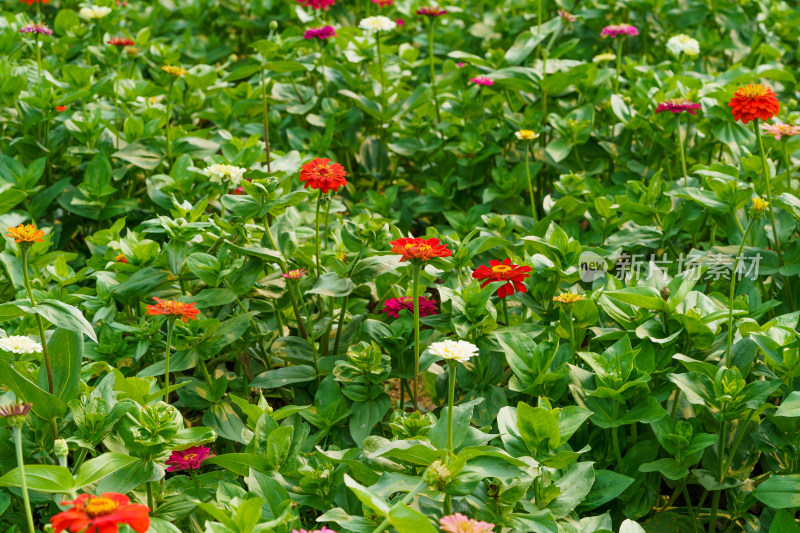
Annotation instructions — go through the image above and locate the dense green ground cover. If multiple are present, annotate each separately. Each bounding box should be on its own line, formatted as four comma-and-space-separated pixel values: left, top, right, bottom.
1, 0, 800, 532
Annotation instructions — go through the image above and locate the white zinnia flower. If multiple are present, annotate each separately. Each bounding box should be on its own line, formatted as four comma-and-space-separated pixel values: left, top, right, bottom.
79, 6, 113, 19
429, 339, 479, 363
592, 52, 616, 63
203, 164, 246, 186
0, 336, 43, 355
359, 16, 397, 33
666, 34, 699, 57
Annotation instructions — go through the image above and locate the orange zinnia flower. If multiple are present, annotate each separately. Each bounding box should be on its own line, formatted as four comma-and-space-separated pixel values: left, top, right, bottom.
115, 254, 128, 263
145, 297, 200, 322
472, 259, 532, 299
6, 224, 45, 243
50, 493, 150, 533
299, 157, 348, 194
389, 237, 452, 262
728, 84, 780, 124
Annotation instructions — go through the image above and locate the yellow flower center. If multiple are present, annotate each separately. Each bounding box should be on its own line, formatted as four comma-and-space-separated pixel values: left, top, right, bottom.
491, 264, 513, 274
183, 453, 198, 460
84, 497, 119, 518
739, 84, 768, 98
516, 130, 539, 140
401, 297, 413, 304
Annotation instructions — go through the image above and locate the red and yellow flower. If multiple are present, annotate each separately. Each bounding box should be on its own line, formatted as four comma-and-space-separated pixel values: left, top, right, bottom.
299, 157, 348, 194
472, 259, 532, 298
5, 224, 45, 243
728, 84, 780, 124
145, 297, 200, 322
389, 237, 452, 262
50, 493, 150, 533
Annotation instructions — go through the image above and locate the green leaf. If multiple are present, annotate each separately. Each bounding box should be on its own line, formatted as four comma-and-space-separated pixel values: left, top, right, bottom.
577, 469, 634, 512
0, 464, 74, 493
605, 286, 665, 311
388, 503, 437, 533
73, 453, 140, 489
548, 461, 595, 519
0, 360, 67, 420
22, 300, 97, 342
344, 475, 389, 517
250, 365, 317, 388
39, 328, 82, 403
769, 510, 800, 533
516, 403, 560, 452
207, 454, 272, 476
753, 475, 800, 509
307, 272, 355, 297
775, 392, 800, 417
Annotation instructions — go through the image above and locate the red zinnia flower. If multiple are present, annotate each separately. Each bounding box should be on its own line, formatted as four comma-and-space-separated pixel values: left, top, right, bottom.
114, 254, 128, 263
389, 237, 452, 262
107, 36, 135, 46
728, 83, 780, 124
382, 296, 437, 318
472, 259, 532, 299
20, 0, 49, 5
299, 157, 347, 194
145, 297, 200, 322
55, 105, 67, 112
165, 446, 213, 472
296, 0, 334, 10
372, 0, 392, 6
50, 493, 150, 533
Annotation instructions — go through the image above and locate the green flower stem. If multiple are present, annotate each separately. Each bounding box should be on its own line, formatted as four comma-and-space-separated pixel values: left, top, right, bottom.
725, 219, 754, 367
260, 65, 272, 173
115, 52, 123, 147
191, 470, 203, 499
412, 262, 422, 411
164, 318, 174, 400
722, 409, 756, 476
315, 192, 323, 281
319, 41, 329, 101
502, 297, 510, 326
427, 19, 441, 126
323, 199, 331, 251
447, 360, 456, 452
35, 33, 41, 81
333, 252, 363, 356
165, 78, 175, 164
370, 481, 427, 533
614, 39, 623, 93
13, 427, 35, 533
146, 481, 155, 512
708, 417, 727, 533
525, 145, 537, 222
375, 33, 386, 174
227, 285, 273, 371
676, 114, 688, 187
21, 247, 53, 396
781, 139, 792, 193
754, 119, 793, 311
263, 215, 307, 339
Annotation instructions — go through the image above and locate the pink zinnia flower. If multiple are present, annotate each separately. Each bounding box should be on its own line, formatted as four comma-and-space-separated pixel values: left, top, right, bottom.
371, 0, 392, 6
292, 528, 337, 533
655, 98, 702, 115
761, 122, 800, 141
296, 0, 334, 10
282, 269, 307, 280
382, 296, 437, 319
470, 76, 494, 86
304, 25, 336, 40
396, 18, 405, 26
417, 6, 447, 16
439, 514, 495, 533
601, 23, 638, 37
19, 23, 53, 35
457, 62, 466, 68
165, 446, 213, 472
558, 9, 576, 22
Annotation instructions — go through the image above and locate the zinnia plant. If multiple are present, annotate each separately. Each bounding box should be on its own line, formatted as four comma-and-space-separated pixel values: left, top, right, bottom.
656, 98, 702, 186
145, 297, 200, 398
389, 237, 452, 410
762, 122, 800, 193
601, 24, 638, 93
382, 296, 437, 319
472, 258, 532, 323
161, 65, 187, 163
439, 513, 495, 533
417, 7, 447, 126
515, 129, 540, 220
50, 493, 150, 533
1, 403, 35, 533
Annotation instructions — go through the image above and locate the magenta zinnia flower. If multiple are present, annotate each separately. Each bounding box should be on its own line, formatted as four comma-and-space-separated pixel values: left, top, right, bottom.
19, 23, 53, 35
304, 25, 336, 40
382, 296, 437, 319
165, 446, 213, 472
470, 76, 494, 86
371, 0, 392, 6
601, 23, 638, 37
396, 18, 405, 26
282, 269, 307, 280
761, 122, 800, 141
655, 98, 701, 115
296, 0, 334, 10
417, 6, 447, 16
439, 514, 495, 533
292, 528, 337, 533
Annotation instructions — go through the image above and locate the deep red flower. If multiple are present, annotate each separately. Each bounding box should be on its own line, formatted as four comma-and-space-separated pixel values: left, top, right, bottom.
145, 297, 200, 322
107, 36, 135, 46
296, 0, 334, 10
472, 259, 532, 298
299, 157, 347, 194
165, 446, 213, 472
50, 493, 150, 533
55, 105, 67, 112
656, 98, 701, 115
20, 0, 49, 5
728, 84, 780, 124
389, 237, 452, 262
372, 0, 392, 6
382, 296, 437, 318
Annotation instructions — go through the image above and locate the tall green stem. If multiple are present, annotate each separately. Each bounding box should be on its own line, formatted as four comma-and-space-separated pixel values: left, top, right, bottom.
412, 263, 422, 411
35, 33, 41, 81
115, 52, 122, 147
21, 247, 53, 396
676, 114, 688, 187
524, 146, 537, 221
165, 79, 175, 164
754, 119, 793, 311
781, 140, 792, 193
14, 428, 35, 533
427, 20, 440, 126
725, 220, 753, 367
164, 318, 175, 399
447, 361, 456, 451
501, 297, 510, 326
263, 215, 307, 338
260, 66, 272, 173
370, 481, 427, 533
375, 34, 386, 174
614, 39, 623, 93
709, 417, 727, 532
315, 192, 323, 281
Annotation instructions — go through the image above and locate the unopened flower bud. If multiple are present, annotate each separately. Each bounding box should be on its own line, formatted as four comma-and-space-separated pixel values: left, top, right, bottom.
422, 460, 451, 490
54, 439, 69, 458
269, 21, 278, 30
660, 287, 670, 300
749, 197, 768, 219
